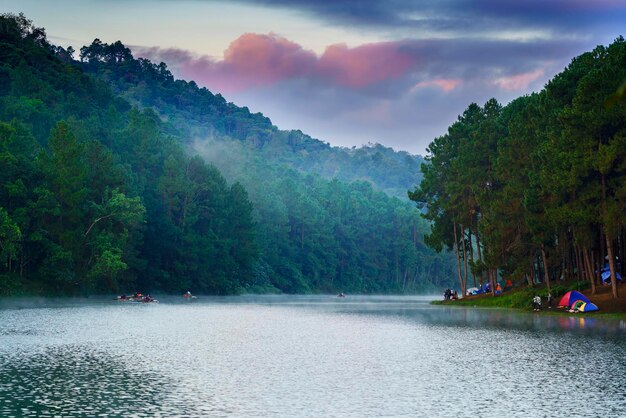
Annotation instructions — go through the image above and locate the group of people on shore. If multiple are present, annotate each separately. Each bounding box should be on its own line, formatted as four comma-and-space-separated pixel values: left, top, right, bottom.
532, 293, 553, 311
443, 288, 458, 300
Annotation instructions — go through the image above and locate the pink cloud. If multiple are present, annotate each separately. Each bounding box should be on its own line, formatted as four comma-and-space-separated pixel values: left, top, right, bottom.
494, 69, 545, 91
411, 78, 462, 93
317, 42, 415, 88
144, 34, 316, 93
221, 33, 316, 85
135, 35, 416, 93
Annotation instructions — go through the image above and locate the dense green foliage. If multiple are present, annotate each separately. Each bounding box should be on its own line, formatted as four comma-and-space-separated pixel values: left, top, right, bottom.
0, 14, 257, 294
411, 37, 626, 299
0, 14, 454, 295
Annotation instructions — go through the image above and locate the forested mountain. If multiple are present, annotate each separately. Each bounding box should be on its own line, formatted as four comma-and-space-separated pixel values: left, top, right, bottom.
0, 14, 455, 296
411, 36, 626, 299
77, 39, 424, 200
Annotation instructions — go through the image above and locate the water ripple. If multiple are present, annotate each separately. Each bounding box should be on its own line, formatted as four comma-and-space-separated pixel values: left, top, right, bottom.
0, 296, 624, 417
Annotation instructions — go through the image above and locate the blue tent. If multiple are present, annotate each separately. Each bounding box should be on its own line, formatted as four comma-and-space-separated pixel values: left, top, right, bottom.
601, 269, 622, 283
466, 287, 480, 295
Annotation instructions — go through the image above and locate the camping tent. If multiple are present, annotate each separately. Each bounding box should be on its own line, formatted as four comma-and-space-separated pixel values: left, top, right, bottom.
466, 287, 479, 295
558, 290, 591, 308
574, 301, 599, 312
601, 270, 622, 283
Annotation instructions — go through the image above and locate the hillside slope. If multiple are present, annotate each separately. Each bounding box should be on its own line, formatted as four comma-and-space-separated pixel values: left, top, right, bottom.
78, 40, 424, 199
0, 14, 455, 295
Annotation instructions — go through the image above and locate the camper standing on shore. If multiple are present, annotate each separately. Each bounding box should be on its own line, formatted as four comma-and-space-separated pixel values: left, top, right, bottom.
533, 295, 541, 311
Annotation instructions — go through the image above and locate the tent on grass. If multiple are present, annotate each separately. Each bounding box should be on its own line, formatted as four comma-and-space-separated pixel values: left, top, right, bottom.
574, 301, 599, 312
466, 287, 479, 295
558, 290, 591, 308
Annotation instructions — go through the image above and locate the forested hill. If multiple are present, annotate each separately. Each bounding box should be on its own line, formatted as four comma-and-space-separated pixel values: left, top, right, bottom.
411, 36, 626, 299
0, 14, 455, 296
77, 39, 423, 199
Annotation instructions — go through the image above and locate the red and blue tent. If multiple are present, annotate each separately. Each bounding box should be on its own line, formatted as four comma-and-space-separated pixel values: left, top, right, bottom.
558, 290, 591, 308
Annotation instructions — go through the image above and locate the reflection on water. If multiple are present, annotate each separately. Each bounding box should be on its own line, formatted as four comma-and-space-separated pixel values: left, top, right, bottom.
413, 304, 626, 338
0, 296, 625, 417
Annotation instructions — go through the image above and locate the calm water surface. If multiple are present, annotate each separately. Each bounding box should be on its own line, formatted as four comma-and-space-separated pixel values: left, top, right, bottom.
0, 295, 625, 417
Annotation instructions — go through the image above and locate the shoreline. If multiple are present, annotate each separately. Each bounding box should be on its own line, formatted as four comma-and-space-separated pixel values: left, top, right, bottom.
432, 282, 626, 319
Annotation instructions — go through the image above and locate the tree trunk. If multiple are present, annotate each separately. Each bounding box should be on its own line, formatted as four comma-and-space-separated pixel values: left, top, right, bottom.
453, 222, 466, 297
606, 233, 619, 298
575, 244, 584, 283
567, 245, 575, 281
583, 248, 596, 295
461, 223, 469, 290
602, 173, 619, 298
541, 246, 551, 293
597, 231, 605, 287
468, 227, 476, 288
618, 227, 626, 276
596, 250, 603, 287
474, 223, 483, 286
525, 271, 533, 287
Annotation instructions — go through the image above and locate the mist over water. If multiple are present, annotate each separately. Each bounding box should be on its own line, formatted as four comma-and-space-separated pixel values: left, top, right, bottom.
1, 296, 625, 417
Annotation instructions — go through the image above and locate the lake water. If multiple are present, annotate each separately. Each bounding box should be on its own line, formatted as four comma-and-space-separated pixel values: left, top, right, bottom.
1, 295, 625, 417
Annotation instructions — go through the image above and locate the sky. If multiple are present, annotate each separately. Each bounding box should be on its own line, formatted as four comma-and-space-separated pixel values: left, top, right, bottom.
2, 0, 626, 154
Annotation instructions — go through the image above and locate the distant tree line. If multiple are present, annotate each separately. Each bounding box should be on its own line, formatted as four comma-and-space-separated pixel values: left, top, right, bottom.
411, 37, 626, 299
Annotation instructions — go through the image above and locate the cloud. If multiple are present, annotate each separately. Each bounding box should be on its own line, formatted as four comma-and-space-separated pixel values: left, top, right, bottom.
317, 42, 415, 88
494, 69, 546, 91
411, 79, 462, 93
139, 34, 315, 93
237, 0, 626, 38
136, 35, 577, 94
98, 0, 625, 154
221, 33, 315, 85
134, 33, 585, 153
136, 34, 420, 93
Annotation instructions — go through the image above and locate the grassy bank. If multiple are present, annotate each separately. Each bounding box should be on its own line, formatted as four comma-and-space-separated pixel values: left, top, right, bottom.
433, 280, 626, 318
